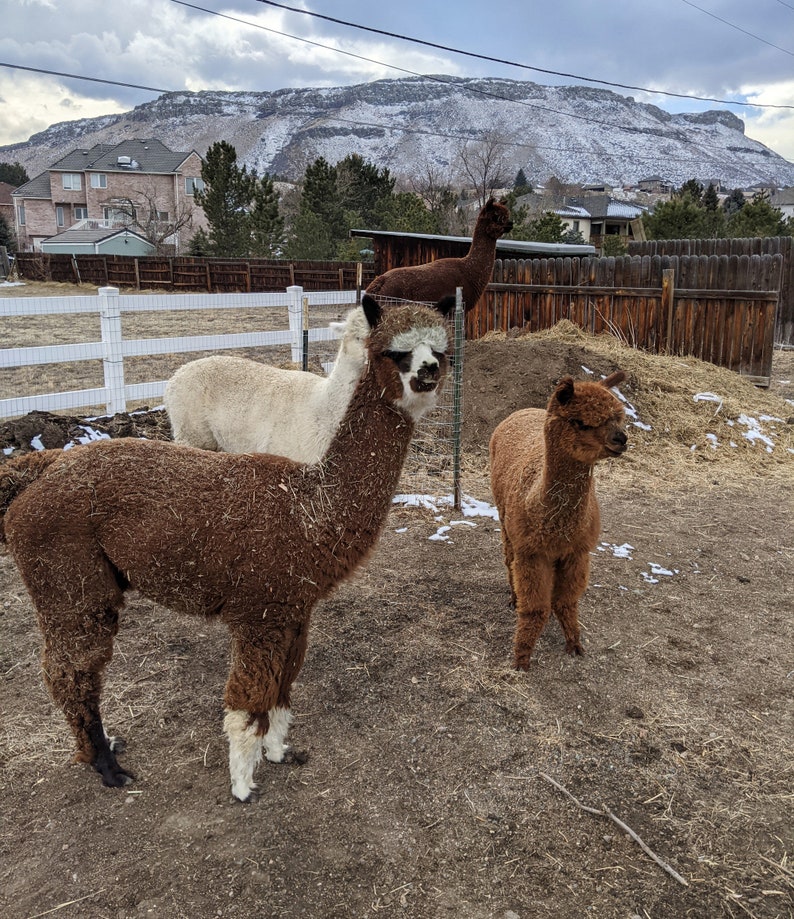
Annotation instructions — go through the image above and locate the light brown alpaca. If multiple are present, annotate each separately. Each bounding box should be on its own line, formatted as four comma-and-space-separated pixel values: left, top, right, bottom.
365, 197, 513, 312
0, 295, 449, 802
489, 372, 628, 670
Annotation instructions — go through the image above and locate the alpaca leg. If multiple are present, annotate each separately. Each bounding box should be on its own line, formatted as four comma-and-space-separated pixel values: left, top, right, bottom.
41, 605, 133, 787
552, 553, 590, 656
223, 709, 265, 803
265, 624, 309, 764
510, 558, 553, 671
499, 526, 518, 608
223, 622, 309, 801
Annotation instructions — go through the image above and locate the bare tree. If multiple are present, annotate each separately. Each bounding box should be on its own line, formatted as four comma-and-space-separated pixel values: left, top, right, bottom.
456, 131, 511, 209
105, 182, 195, 254
405, 163, 462, 235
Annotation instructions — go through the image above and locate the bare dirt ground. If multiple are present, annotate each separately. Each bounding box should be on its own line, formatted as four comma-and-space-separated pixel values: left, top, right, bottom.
0, 285, 792, 918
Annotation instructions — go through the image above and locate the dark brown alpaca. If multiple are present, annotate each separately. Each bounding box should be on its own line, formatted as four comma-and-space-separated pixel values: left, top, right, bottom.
365, 197, 513, 312
489, 372, 628, 670
0, 296, 449, 802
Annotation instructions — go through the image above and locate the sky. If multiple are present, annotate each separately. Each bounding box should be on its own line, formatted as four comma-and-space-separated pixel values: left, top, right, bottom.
1, 0, 793, 162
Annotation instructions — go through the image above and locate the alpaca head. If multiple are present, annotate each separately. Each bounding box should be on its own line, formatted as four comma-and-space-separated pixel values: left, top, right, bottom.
546, 370, 628, 464
477, 197, 514, 239
361, 294, 450, 422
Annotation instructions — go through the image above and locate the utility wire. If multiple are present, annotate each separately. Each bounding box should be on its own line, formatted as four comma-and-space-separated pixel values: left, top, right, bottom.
254, 0, 794, 108
679, 0, 794, 56
0, 61, 169, 94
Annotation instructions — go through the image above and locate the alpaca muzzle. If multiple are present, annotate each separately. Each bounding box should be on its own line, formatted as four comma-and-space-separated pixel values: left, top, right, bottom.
412, 361, 441, 392
606, 430, 628, 455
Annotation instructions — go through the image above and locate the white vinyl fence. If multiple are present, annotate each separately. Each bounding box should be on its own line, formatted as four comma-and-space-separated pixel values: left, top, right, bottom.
1, 286, 357, 419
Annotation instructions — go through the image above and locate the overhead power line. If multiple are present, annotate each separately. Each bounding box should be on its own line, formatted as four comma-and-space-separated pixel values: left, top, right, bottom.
254, 0, 794, 109
679, 0, 794, 56
0, 61, 169, 94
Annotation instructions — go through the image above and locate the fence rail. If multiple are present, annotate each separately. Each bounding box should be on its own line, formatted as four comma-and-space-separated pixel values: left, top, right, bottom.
1, 286, 358, 419
14, 253, 377, 293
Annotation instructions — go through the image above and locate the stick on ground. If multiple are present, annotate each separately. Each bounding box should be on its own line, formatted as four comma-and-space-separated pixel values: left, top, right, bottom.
539, 772, 689, 887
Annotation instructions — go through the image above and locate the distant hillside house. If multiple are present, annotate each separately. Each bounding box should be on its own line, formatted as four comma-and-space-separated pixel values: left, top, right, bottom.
770, 187, 794, 221
11, 139, 208, 254
515, 193, 645, 250
637, 175, 674, 194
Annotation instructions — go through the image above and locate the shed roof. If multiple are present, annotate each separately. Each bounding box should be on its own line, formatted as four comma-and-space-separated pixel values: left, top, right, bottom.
41, 226, 151, 246
350, 228, 595, 256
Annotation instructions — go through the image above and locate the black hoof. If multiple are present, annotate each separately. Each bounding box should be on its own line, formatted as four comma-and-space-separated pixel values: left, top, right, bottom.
280, 749, 309, 766
94, 751, 135, 788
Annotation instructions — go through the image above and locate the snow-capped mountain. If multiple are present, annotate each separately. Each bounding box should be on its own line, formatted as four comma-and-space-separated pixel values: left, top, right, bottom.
4, 75, 793, 188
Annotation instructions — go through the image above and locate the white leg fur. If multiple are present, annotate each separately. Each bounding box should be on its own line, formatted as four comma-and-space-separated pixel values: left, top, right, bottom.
263, 706, 293, 763
224, 709, 263, 801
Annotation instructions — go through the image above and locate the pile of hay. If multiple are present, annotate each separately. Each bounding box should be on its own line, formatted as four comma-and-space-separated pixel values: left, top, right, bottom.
463, 321, 794, 486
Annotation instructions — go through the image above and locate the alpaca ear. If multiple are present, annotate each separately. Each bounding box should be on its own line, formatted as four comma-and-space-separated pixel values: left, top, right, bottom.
602, 370, 626, 389
485, 196, 495, 207
436, 295, 457, 317
554, 377, 576, 406
361, 294, 381, 329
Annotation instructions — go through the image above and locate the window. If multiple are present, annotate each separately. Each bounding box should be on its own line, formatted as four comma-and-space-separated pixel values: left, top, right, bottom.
157, 210, 169, 222
74, 206, 89, 220
185, 177, 204, 196
104, 205, 135, 224
62, 173, 82, 191
90, 173, 107, 189
17, 205, 25, 226
56, 206, 65, 227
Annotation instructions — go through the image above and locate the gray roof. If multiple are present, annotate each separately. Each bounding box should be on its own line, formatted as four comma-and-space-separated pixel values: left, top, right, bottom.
41, 226, 151, 245
49, 139, 194, 174
351, 228, 595, 256
12, 171, 52, 199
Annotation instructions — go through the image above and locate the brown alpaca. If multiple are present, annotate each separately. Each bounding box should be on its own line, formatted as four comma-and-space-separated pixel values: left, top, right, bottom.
489, 372, 628, 670
365, 197, 513, 312
0, 295, 450, 802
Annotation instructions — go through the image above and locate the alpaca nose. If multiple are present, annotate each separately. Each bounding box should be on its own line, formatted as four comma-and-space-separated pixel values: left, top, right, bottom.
610, 430, 628, 451
417, 360, 440, 382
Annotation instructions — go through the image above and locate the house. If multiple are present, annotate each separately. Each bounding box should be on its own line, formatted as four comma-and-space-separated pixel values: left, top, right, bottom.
40, 222, 156, 256
552, 204, 592, 243
12, 139, 208, 254
637, 175, 674, 194
583, 196, 646, 249
770, 187, 794, 220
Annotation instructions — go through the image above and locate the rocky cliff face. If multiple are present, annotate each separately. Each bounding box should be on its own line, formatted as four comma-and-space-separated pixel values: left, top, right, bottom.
4, 75, 793, 187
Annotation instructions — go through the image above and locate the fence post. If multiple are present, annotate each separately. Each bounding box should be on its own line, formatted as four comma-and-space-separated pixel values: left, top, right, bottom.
662, 268, 676, 352
98, 286, 126, 415
453, 287, 464, 512
287, 285, 305, 364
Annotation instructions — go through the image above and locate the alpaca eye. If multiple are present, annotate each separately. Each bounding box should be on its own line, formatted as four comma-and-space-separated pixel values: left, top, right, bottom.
570, 419, 593, 432
384, 350, 410, 369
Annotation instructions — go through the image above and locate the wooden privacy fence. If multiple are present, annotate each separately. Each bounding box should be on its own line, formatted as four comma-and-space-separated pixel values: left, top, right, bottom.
14, 253, 376, 293
472, 252, 782, 385
628, 236, 793, 347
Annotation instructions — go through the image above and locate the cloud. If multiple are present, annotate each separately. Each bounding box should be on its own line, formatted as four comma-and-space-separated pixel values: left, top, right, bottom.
0, 0, 792, 163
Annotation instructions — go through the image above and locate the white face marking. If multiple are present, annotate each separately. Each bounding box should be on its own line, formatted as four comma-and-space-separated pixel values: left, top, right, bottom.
224, 709, 263, 802
395, 341, 443, 421
390, 325, 448, 353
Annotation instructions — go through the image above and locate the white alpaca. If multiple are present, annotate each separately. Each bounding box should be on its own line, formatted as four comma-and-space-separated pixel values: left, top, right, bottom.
164, 306, 371, 462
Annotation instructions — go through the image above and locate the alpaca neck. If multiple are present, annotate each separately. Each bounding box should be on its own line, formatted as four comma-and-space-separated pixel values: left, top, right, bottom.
539, 445, 594, 523
314, 366, 414, 562
324, 338, 365, 401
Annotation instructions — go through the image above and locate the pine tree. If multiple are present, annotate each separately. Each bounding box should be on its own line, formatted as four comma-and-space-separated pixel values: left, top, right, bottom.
0, 161, 29, 187
0, 211, 16, 252
195, 141, 256, 257
726, 195, 791, 238
248, 174, 284, 257
335, 154, 395, 228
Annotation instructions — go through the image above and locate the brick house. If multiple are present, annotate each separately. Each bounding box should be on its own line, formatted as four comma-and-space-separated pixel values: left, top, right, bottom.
12, 139, 209, 254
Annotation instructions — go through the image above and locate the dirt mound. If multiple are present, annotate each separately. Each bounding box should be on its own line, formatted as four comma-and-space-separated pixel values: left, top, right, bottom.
0, 407, 172, 455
